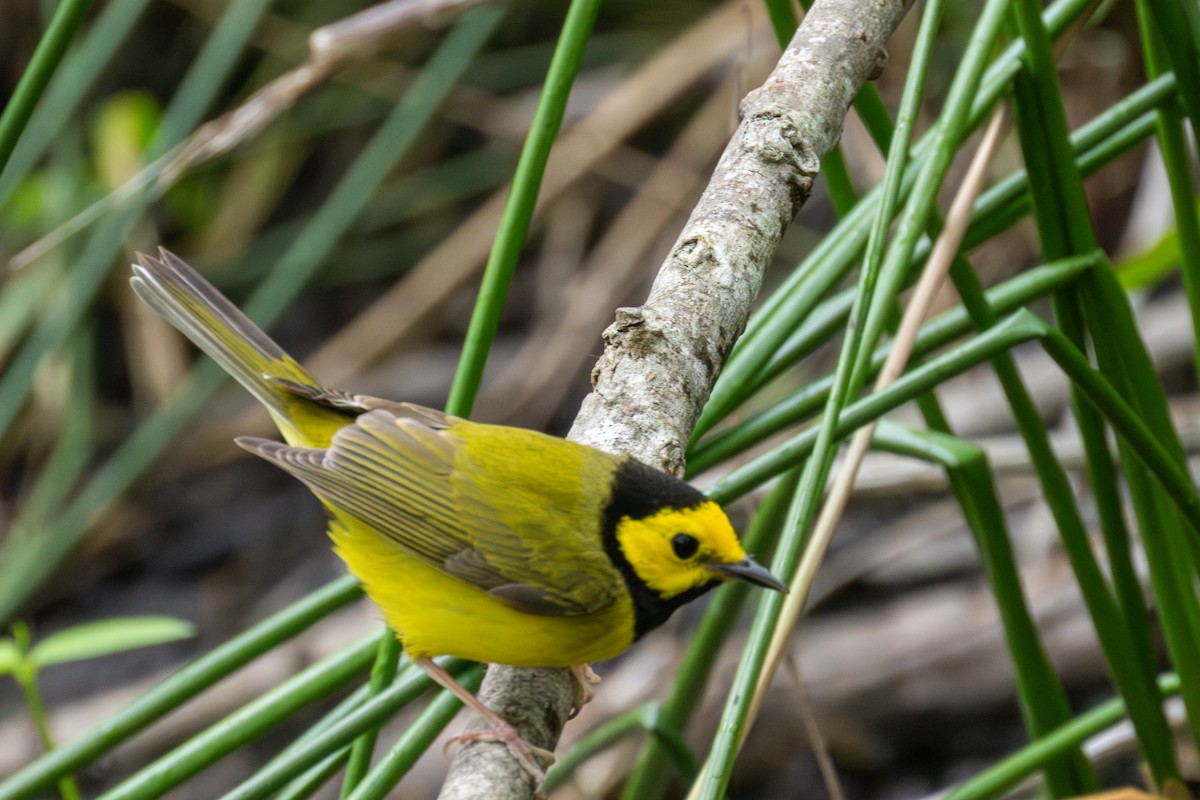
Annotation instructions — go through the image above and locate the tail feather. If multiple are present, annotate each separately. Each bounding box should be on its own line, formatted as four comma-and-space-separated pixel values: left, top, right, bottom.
131, 248, 333, 446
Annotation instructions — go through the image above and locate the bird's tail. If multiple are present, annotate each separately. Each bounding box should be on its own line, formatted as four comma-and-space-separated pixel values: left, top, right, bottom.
131, 248, 342, 447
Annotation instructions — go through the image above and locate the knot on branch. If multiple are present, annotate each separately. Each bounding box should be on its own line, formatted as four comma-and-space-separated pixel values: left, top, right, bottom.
870, 45, 889, 80
675, 234, 725, 279
605, 306, 666, 360
740, 111, 820, 174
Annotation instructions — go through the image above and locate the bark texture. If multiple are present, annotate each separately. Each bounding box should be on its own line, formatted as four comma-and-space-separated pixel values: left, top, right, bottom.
571, 0, 902, 472
439, 0, 910, 794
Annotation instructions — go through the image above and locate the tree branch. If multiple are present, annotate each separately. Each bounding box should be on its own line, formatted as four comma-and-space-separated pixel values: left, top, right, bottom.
438, 0, 910, 794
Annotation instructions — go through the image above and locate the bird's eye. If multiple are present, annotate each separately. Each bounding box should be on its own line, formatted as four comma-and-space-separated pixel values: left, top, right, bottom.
671, 533, 700, 560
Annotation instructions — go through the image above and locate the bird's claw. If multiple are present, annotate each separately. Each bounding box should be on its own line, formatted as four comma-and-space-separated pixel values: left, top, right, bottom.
568, 663, 601, 718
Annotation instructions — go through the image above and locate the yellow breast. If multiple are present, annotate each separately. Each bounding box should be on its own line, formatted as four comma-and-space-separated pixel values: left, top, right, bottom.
329, 513, 635, 667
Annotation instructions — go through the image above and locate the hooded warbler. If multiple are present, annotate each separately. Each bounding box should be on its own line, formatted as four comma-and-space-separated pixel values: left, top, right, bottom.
131, 248, 786, 782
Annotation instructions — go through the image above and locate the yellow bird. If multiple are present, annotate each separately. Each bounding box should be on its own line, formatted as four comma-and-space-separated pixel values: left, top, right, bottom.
131, 249, 785, 785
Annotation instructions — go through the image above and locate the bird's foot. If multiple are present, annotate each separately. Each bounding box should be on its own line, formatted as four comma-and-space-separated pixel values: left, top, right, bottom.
568, 663, 601, 717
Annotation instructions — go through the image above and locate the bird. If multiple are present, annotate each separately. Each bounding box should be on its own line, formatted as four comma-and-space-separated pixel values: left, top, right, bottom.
130, 248, 786, 789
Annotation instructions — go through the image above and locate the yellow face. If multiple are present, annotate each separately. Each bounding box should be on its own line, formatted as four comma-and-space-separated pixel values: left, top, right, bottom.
615, 500, 753, 599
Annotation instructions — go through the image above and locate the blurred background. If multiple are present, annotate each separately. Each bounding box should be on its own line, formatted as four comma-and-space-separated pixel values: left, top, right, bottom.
0, 0, 1190, 797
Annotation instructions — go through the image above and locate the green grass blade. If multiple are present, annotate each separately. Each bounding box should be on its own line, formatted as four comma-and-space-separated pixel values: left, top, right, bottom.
226, 685, 371, 800
343, 666, 483, 800
961, 250, 1182, 782
1054, 300, 1158, 683
709, 311, 1047, 503
338, 639, 402, 795
0, 0, 283, 617
945, 675, 1181, 800
273, 750, 351, 800
1009, 0, 1195, 779
0, 0, 153, 207
446, 0, 601, 416
0, 577, 362, 799
693, 80, 1164, 445
880, 418, 1097, 794
855, 0, 947, 365
12, 325, 94, 529
549, 707, 663, 794
152, 0, 276, 147
1137, 3, 1200, 372
694, 0, 1097, 439
0, 4, 505, 625
1138, 0, 1200, 127
213, 660, 471, 800
690, 255, 1096, 472
96, 634, 381, 800
0, 0, 92, 178
1036, 317, 1200, 535
30, 617, 194, 668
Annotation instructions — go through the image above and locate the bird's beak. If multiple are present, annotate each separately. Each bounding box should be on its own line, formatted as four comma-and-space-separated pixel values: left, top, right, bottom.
706, 556, 788, 593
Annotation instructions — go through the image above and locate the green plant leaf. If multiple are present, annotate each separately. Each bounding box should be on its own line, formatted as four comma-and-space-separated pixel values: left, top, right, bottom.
1113, 197, 1200, 292
28, 616, 194, 668
0, 638, 18, 675
90, 90, 162, 189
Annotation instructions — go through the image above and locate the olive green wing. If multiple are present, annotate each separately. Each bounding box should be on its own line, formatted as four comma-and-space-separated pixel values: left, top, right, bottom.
238, 409, 622, 616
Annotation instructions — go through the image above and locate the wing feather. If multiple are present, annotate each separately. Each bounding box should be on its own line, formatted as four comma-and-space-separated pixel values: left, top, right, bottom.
239, 409, 623, 615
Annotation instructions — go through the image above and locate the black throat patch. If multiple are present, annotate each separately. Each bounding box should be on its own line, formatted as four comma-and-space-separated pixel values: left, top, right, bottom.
600, 458, 719, 640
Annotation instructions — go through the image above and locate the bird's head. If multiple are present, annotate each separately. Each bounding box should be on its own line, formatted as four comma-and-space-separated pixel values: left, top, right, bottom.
616, 500, 787, 600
